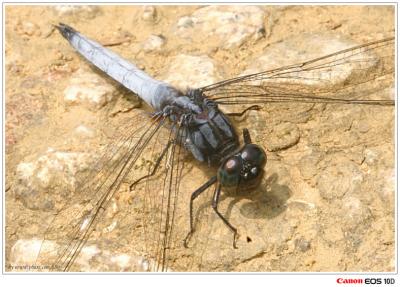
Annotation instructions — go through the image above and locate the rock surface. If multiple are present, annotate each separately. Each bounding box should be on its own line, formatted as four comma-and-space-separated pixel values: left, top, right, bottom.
175, 5, 266, 49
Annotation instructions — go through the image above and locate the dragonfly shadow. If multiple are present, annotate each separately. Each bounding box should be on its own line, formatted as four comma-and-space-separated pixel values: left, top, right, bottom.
224, 172, 292, 220
192, 172, 291, 230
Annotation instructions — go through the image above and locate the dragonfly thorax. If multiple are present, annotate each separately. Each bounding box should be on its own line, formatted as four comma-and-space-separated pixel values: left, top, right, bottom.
180, 90, 240, 165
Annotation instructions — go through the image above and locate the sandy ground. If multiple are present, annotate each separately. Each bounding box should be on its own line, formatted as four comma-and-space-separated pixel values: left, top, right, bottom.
5, 5, 395, 272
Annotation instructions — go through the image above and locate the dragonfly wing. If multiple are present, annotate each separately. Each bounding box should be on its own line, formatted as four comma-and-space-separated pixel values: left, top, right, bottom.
34, 110, 185, 271
133, 123, 190, 271
200, 37, 394, 106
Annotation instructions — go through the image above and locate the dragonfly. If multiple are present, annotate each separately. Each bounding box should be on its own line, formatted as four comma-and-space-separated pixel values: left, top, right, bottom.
34, 23, 395, 272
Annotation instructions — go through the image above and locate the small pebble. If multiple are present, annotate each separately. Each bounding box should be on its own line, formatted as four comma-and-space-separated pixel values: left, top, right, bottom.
142, 6, 157, 22
295, 238, 311, 252
142, 35, 165, 52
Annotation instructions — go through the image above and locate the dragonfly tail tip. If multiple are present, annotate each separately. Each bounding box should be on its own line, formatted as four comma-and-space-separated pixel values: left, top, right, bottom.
54, 22, 76, 40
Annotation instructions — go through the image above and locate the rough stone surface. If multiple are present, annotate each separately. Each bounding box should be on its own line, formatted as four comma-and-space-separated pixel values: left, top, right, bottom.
63, 69, 118, 110
241, 33, 369, 90
266, 122, 300, 152
13, 148, 95, 211
9, 239, 151, 272
142, 35, 165, 52
53, 5, 100, 18
175, 5, 266, 49
317, 160, 363, 201
162, 54, 221, 90
141, 6, 158, 23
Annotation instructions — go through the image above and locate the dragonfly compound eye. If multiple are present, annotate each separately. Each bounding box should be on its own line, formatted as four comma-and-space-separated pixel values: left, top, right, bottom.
240, 144, 267, 168
236, 144, 267, 189
218, 157, 242, 187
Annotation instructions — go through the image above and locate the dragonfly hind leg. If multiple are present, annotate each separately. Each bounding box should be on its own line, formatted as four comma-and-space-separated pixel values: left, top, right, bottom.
129, 141, 173, 190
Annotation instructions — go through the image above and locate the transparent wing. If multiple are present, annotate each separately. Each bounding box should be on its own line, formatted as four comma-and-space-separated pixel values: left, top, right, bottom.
135, 123, 189, 271
200, 37, 394, 106
34, 110, 188, 271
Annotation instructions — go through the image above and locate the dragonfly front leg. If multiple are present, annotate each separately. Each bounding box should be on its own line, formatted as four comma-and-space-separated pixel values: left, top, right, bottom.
183, 176, 217, 248
212, 183, 238, 249
242, 128, 252, 145
225, 105, 262, 117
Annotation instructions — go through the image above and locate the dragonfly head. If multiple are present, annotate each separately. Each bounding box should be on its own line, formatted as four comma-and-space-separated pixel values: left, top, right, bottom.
217, 144, 267, 190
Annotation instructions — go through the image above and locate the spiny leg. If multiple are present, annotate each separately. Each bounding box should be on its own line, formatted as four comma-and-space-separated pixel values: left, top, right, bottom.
129, 140, 173, 190
212, 183, 238, 249
242, 128, 252, 144
183, 176, 217, 248
225, 105, 262, 117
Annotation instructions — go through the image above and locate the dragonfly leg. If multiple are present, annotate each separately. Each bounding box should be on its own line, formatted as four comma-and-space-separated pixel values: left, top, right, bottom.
212, 183, 238, 249
225, 105, 262, 117
183, 176, 217, 248
243, 128, 252, 144
129, 141, 173, 190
